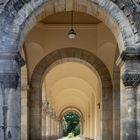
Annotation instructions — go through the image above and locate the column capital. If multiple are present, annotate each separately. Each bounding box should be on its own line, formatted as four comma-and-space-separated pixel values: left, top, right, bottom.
0, 52, 25, 89
46, 103, 52, 114
42, 101, 48, 112
122, 73, 140, 87
116, 48, 140, 66
0, 73, 19, 89
52, 111, 56, 118
15, 52, 26, 67
121, 48, 140, 61
0, 52, 25, 67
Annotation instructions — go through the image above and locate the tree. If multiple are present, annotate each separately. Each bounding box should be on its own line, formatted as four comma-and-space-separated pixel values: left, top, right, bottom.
63, 112, 80, 136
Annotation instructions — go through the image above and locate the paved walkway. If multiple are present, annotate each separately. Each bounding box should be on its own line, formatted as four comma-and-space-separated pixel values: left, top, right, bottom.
58, 138, 83, 140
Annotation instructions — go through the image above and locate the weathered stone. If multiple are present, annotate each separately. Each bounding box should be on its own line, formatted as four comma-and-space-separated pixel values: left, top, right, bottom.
0, 0, 140, 140
0, 52, 24, 140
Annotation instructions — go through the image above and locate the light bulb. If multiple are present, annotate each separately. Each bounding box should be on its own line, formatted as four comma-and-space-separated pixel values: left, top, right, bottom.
68, 29, 77, 39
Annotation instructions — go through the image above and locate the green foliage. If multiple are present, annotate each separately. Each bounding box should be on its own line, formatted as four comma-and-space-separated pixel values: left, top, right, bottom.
75, 123, 80, 135
67, 132, 75, 138
63, 117, 68, 131
63, 112, 80, 136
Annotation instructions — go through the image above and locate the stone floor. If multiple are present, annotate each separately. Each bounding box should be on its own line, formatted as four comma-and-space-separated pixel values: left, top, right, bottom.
58, 138, 83, 140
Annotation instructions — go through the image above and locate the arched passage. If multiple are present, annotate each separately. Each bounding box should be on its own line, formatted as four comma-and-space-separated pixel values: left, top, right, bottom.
59, 107, 83, 121
60, 107, 84, 137
62, 111, 81, 137
0, 0, 135, 52
30, 48, 113, 140
0, 1, 139, 140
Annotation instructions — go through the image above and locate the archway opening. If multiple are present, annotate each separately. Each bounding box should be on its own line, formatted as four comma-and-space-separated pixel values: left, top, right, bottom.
40, 61, 102, 140
62, 112, 81, 138
22, 1, 121, 139
0, 0, 137, 140
25, 9, 116, 139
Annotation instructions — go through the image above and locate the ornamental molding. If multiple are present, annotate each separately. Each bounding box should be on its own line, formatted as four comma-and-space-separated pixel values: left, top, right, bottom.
122, 73, 140, 87
0, 73, 19, 89
42, 101, 48, 112
112, 0, 140, 12
15, 52, 26, 67
0, 52, 25, 67
116, 49, 140, 67
37, 22, 105, 30
130, 0, 140, 12
42, 102, 54, 115
121, 49, 140, 61
112, 0, 140, 44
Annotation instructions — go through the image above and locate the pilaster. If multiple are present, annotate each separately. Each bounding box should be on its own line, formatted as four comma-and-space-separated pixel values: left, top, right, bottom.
117, 48, 140, 140
46, 103, 52, 140
42, 101, 48, 140
0, 52, 25, 140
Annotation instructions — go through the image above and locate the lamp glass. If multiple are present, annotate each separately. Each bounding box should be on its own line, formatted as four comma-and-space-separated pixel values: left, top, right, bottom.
68, 28, 76, 39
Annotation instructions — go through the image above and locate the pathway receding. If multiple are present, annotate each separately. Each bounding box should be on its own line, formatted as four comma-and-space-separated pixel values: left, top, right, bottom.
58, 138, 83, 140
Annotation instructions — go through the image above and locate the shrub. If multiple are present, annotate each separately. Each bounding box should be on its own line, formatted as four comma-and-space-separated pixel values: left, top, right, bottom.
67, 132, 75, 138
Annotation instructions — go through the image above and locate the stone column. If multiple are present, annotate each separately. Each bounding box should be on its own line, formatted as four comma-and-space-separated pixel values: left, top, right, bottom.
55, 116, 59, 139
59, 119, 63, 138
51, 112, 57, 139
117, 49, 140, 140
46, 104, 51, 140
0, 52, 25, 140
53, 117, 56, 139
21, 52, 28, 140
42, 101, 47, 140
56, 119, 60, 139
80, 121, 82, 137
50, 108, 54, 140
55, 116, 58, 139
21, 85, 29, 140
29, 86, 42, 140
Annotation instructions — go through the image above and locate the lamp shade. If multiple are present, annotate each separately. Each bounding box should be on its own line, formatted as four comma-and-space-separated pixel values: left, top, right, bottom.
68, 28, 77, 39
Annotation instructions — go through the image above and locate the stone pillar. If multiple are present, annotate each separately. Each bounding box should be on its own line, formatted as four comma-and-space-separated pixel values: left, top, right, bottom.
42, 101, 47, 140
21, 51, 28, 140
55, 117, 59, 139
51, 117, 55, 139
0, 52, 25, 140
53, 117, 56, 139
46, 105, 51, 140
29, 87, 42, 140
117, 49, 140, 140
80, 121, 82, 137
21, 85, 29, 140
50, 108, 54, 140
56, 120, 59, 138
52, 112, 57, 139
55, 116, 58, 139
59, 119, 63, 138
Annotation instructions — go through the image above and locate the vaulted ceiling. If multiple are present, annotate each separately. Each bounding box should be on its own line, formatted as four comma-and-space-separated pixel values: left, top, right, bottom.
43, 62, 100, 116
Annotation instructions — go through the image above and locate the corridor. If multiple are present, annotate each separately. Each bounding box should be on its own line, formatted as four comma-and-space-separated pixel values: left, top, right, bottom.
58, 138, 83, 140
0, 0, 140, 140
20, 4, 118, 139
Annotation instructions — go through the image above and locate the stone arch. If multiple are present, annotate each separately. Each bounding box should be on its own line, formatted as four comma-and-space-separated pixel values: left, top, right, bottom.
30, 47, 113, 140
0, 0, 136, 53
59, 107, 83, 120
59, 107, 84, 137
113, 47, 120, 140
21, 48, 28, 140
